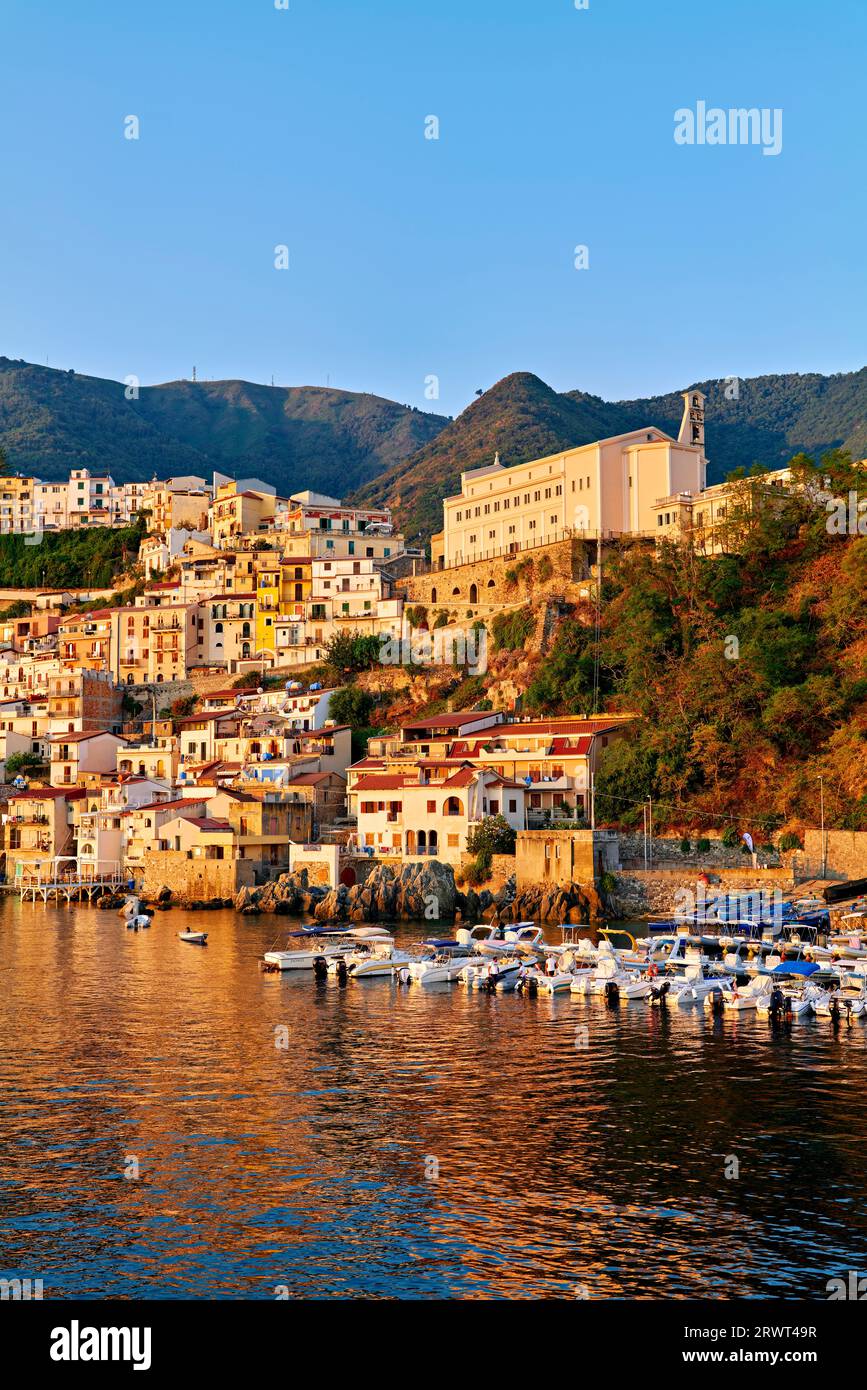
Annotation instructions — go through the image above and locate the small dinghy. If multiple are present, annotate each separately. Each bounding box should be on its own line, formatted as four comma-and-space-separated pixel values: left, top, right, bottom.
179, 931, 208, 945
119, 896, 151, 930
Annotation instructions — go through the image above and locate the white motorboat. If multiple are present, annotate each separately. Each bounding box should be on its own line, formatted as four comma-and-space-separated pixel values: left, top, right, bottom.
756, 983, 824, 1018
263, 928, 393, 972
461, 957, 523, 992
327, 940, 412, 979
666, 962, 727, 1006
719, 974, 773, 1011
829, 930, 867, 961
587, 950, 634, 998
812, 974, 867, 1018
119, 896, 151, 929
474, 923, 545, 959
520, 947, 595, 995
408, 945, 476, 985
179, 931, 208, 945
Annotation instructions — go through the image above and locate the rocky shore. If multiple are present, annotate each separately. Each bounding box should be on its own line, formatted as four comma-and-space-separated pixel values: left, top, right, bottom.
229, 860, 605, 925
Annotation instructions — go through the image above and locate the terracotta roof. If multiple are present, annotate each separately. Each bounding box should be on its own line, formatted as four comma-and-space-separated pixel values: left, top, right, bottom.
8, 787, 87, 801
441, 767, 478, 787
179, 710, 239, 725
401, 711, 499, 732
353, 775, 413, 792
491, 718, 633, 737
123, 796, 208, 816
48, 730, 124, 744
172, 815, 232, 832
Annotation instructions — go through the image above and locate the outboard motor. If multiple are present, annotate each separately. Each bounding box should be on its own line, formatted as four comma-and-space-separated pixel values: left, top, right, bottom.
769, 985, 785, 1022
649, 980, 670, 1008
604, 980, 620, 1005
708, 987, 725, 1016
526, 975, 538, 997
313, 956, 329, 980
336, 958, 349, 986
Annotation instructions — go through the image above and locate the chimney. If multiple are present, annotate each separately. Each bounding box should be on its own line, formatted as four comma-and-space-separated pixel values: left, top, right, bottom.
679, 389, 705, 450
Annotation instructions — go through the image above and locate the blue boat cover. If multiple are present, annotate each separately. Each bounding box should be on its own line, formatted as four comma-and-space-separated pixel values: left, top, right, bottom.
771, 961, 820, 975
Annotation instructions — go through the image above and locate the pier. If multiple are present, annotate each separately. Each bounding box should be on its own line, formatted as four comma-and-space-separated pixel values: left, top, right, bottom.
17, 856, 126, 904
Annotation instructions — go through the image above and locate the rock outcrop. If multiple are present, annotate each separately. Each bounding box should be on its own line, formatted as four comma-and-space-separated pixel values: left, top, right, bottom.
230, 862, 604, 926
233, 868, 328, 917
490, 877, 604, 925
313, 860, 458, 923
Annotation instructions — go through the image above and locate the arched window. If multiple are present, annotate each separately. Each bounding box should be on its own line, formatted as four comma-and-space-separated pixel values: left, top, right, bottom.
469, 583, 478, 604
444, 796, 463, 817
215, 622, 223, 633
242, 622, 251, 639
430, 587, 437, 603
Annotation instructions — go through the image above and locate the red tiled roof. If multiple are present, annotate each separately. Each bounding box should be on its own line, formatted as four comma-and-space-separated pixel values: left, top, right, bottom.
123, 796, 208, 816
353, 775, 413, 791
490, 718, 633, 737
171, 815, 232, 832
48, 730, 124, 744
401, 711, 500, 732
9, 787, 87, 801
441, 767, 478, 787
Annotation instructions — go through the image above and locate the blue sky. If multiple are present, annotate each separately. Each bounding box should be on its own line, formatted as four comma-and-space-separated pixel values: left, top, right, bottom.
1, 0, 865, 418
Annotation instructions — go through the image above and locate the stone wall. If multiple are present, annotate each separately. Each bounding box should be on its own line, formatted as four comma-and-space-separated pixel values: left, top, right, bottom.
802, 830, 867, 881
618, 833, 779, 870
608, 867, 797, 919
516, 829, 619, 889
395, 538, 591, 613
141, 850, 256, 901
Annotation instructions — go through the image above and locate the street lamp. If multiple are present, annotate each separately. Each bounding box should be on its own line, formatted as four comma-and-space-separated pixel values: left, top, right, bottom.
818, 774, 826, 877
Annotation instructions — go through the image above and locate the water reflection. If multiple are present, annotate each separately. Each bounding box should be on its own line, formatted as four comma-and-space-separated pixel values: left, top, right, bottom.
0, 898, 865, 1298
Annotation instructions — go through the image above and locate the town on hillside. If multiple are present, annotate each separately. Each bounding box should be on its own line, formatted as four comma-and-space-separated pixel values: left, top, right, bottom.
0, 390, 863, 913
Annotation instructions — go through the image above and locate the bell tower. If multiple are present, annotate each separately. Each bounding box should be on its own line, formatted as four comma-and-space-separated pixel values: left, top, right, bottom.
679, 389, 705, 449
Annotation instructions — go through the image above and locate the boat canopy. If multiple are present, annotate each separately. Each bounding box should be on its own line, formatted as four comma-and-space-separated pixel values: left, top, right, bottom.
771, 961, 821, 976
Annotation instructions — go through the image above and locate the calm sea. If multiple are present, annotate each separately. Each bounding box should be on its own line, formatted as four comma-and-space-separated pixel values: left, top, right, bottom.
1, 897, 865, 1299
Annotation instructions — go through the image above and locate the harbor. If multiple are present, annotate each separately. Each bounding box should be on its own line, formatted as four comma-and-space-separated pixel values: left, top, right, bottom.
4, 891, 867, 1300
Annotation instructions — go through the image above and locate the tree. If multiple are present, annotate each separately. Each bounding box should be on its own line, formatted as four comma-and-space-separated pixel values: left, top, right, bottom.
4, 751, 44, 777
466, 814, 517, 858
324, 632, 381, 673
329, 685, 375, 729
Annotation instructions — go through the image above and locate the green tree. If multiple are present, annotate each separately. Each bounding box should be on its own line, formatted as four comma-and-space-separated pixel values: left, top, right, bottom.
466, 814, 517, 857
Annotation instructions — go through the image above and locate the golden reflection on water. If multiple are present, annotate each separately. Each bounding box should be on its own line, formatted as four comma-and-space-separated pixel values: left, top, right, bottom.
1, 897, 866, 1299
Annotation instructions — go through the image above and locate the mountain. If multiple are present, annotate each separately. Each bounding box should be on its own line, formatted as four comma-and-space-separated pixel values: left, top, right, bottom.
355, 368, 867, 541
352, 372, 627, 541
6, 355, 867, 542
0, 357, 448, 497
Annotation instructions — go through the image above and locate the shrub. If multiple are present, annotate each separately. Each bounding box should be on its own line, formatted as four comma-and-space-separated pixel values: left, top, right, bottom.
599, 871, 617, 895
329, 685, 375, 728
466, 814, 516, 857
324, 632, 382, 671
778, 831, 803, 852
721, 826, 740, 848
491, 608, 535, 651
696, 837, 711, 854
4, 751, 44, 777
680, 838, 692, 855
537, 554, 553, 582
406, 606, 428, 629
433, 610, 449, 629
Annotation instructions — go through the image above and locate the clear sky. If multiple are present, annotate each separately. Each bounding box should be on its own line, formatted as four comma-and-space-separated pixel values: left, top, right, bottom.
2, 0, 865, 418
